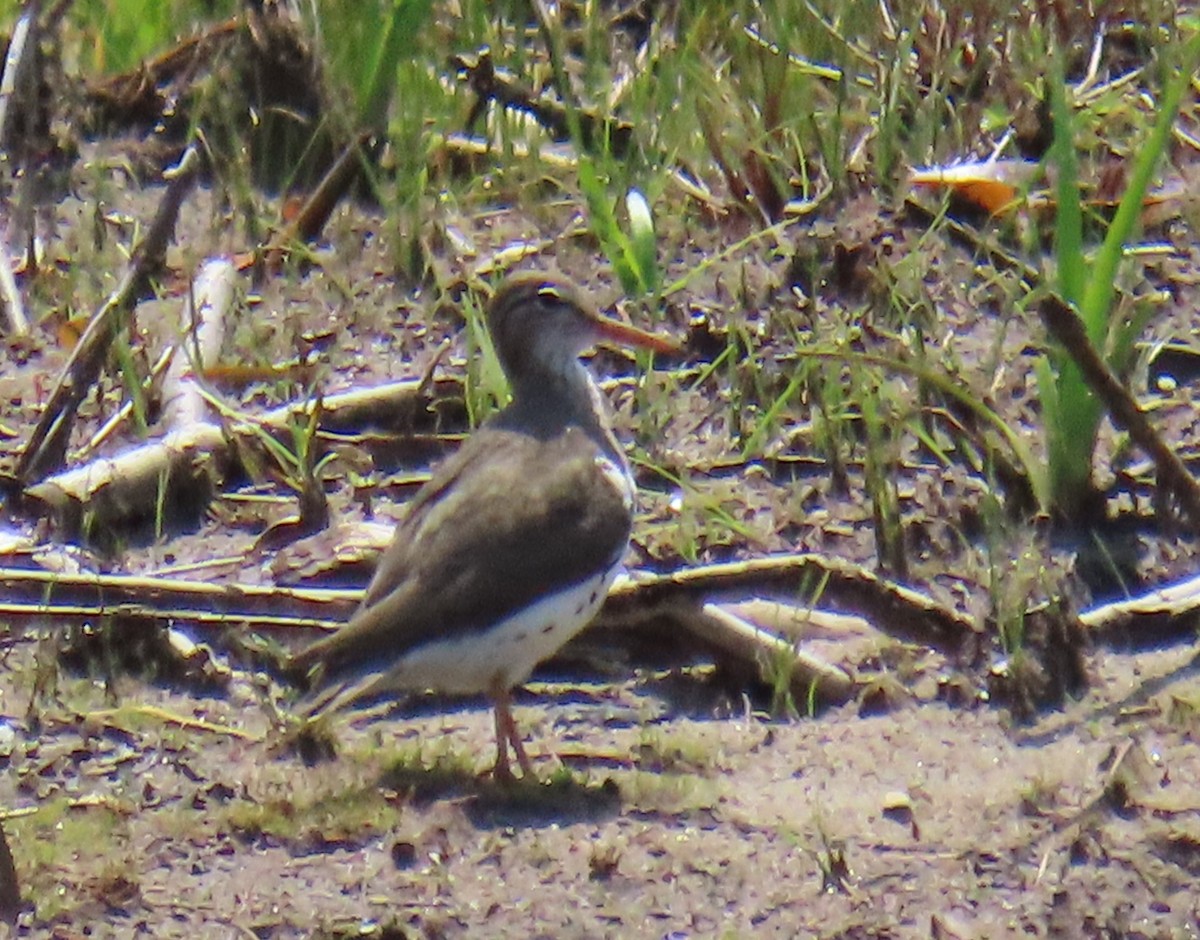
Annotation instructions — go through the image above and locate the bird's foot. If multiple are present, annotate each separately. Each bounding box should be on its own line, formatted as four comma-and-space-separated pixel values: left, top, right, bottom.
490, 742, 539, 784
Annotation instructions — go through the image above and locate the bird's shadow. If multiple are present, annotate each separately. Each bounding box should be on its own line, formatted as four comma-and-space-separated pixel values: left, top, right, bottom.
379, 761, 622, 830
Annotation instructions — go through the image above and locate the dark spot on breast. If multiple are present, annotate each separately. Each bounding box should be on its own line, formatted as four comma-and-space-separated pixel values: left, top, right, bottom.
513, 632, 528, 643
541, 623, 556, 634
589, 590, 599, 604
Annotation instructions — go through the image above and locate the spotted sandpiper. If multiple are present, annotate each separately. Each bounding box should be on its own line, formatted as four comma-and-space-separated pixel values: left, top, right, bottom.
291, 272, 675, 780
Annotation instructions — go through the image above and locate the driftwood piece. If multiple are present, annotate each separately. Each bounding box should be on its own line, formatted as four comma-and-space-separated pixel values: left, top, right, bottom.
687, 602, 856, 704
0, 223, 26, 336
0, 549, 975, 660
0, 4, 36, 152
0, 3, 38, 336
20, 259, 241, 532
164, 258, 237, 429
15, 145, 202, 484
22, 365, 693, 529
0, 559, 860, 706
14, 546, 1199, 666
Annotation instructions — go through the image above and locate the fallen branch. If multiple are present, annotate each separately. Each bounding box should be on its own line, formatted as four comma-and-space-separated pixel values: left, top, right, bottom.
24, 369, 665, 532
0, 548, 961, 696
261, 131, 378, 272
29, 258, 244, 535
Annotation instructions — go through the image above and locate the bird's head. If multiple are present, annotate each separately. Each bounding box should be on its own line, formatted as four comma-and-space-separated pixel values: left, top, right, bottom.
486, 273, 676, 383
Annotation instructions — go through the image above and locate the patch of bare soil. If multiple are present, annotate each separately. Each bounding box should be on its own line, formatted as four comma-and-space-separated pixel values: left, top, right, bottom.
2, 637, 1200, 937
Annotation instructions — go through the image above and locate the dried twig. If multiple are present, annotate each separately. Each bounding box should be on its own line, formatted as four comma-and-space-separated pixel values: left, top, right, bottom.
452, 49, 633, 156
75, 346, 176, 459
0, 564, 357, 625
260, 130, 378, 272
16, 145, 203, 483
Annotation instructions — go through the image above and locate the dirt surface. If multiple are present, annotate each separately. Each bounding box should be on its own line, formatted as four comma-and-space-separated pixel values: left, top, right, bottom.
3, 12, 1200, 938
3, 638, 1200, 937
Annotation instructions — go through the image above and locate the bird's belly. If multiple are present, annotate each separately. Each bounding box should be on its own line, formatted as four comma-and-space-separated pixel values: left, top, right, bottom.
392, 561, 622, 695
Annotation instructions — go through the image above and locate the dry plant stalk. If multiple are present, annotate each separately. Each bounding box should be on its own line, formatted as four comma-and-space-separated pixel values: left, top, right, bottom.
0, 819, 18, 926
1038, 294, 1200, 534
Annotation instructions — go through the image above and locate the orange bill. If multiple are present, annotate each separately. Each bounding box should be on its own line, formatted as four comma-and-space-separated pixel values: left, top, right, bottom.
590, 314, 679, 355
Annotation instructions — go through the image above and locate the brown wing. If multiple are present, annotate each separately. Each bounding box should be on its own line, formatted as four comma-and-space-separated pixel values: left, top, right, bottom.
292, 424, 631, 687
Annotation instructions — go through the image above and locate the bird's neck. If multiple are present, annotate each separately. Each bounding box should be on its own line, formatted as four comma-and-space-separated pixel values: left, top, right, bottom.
502, 361, 628, 468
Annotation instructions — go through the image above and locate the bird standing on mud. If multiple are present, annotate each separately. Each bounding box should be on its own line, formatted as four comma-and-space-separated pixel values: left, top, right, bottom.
291, 272, 675, 780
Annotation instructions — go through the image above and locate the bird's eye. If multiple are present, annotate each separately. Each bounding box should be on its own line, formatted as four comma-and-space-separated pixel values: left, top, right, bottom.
536, 289, 573, 314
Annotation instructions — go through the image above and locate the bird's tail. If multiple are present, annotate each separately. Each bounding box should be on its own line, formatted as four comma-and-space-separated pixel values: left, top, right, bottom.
291, 657, 393, 720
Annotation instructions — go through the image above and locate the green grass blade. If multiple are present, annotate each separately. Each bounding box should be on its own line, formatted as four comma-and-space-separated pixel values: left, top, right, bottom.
1080, 30, 1200, 330
359, 0, 433, 132
1048, 59, 1084, 310
782, 348, 1050, 511
626, 189, 660, 296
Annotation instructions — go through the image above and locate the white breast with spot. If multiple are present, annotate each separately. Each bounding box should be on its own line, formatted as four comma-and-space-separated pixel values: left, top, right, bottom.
378, 557, 623, 696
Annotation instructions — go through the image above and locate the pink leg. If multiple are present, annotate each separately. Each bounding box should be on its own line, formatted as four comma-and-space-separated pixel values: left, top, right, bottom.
491, 701, 514, 782
490, 684, 535, 780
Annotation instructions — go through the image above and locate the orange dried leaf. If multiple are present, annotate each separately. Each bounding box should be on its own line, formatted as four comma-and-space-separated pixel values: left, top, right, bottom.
909, 159, 1040, 214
